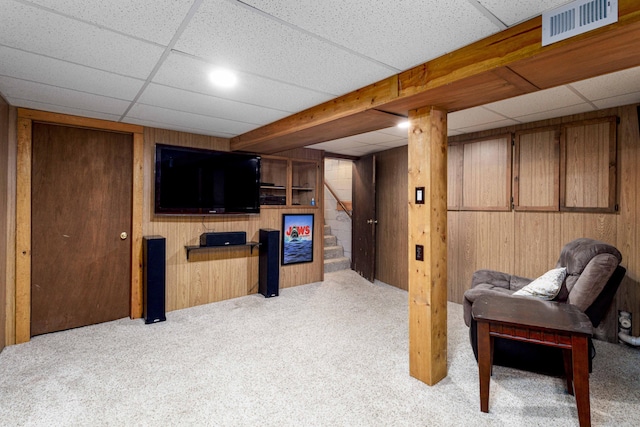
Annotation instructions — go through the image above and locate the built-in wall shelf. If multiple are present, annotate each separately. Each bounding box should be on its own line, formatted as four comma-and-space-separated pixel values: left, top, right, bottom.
185, 242, 260, 260
260, 155, 319, 208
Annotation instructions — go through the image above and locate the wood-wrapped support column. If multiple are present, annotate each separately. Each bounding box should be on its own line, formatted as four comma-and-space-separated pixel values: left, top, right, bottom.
407, 106, 448, 385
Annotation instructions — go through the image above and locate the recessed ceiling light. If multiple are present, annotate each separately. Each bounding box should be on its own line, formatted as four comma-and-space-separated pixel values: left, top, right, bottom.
209, 68, 237, 88
397, 121, 409, 129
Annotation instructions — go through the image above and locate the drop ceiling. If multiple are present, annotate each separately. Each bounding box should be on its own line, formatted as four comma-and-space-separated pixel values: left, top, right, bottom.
1, 0, 639, 156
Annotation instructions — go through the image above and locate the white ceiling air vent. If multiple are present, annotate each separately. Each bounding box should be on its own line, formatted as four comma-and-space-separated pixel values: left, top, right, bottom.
542, 0, 618, 46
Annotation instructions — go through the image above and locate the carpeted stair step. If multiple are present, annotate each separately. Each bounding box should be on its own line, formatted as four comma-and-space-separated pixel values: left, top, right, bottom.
324, 245, 344, 260
324, 257, 351, 273
323, 222, 350, 273
324, 235, 337, 247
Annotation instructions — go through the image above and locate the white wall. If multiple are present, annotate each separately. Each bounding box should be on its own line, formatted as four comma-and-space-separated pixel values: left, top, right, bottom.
324, 158, 352, 261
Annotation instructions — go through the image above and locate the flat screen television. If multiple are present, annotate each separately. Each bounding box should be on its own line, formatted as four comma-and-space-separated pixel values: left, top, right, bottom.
154, 143, 261, 215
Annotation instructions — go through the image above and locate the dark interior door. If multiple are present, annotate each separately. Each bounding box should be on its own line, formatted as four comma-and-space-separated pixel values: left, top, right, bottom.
352, 154, 376, 282
31, 123, 132, 336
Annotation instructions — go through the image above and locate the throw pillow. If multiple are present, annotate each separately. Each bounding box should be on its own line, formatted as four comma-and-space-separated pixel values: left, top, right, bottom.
512, 267, 567, 300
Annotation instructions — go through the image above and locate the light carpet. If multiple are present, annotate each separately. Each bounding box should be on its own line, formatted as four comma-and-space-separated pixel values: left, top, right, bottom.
1, 269, 639, 426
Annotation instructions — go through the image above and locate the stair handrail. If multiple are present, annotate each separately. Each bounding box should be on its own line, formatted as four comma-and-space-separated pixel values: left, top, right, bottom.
324, 180, 352, 220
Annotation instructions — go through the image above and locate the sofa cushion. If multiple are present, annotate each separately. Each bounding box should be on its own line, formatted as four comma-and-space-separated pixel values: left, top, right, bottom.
555, 238, 622, 301
554, 239, 622, 303
470, 269, 532, 291
512, 267, 567, 300
567, 253, 620, 311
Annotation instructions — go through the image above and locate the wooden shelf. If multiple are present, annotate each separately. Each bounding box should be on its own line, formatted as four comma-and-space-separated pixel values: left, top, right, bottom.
260, 156, 319, 208
185, 241, 260, 260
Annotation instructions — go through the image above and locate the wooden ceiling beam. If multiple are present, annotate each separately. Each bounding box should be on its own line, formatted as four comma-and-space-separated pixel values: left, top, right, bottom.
249, 109, 404, 155
231, 0, 640, 153
231, 76, 400, 153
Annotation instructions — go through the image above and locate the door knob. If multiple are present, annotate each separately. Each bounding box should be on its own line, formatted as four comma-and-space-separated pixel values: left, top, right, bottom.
120, 232, 128, 240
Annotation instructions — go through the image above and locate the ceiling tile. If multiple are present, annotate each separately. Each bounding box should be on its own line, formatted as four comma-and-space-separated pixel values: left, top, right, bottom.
325, 136, 372, 147
240, 0, 499, 70
6, 98, 122, 122
26, 0, 194, 45
483, 86, 586, 117
174, 0, 396, 95
0, 0, 164, 79
477, 0, 569, 25
350, 131, 404, 144
593, 92, 640, 110
448, 106, 512, 129
0, 46, 144, 100
123, 117, 235, 139
305, 141, 339, 151
0, 76, 130, 115
336, 146, 379, 156
375, 139, 408, 149
377, 126, 410, 138
570, 66, 640, 102
153, 53, 333, 112
127, 103, 258, 136
514, 102, 596, 123
138, 84, 289, 126
455, 118, 523, 134
306, 138, 370, 152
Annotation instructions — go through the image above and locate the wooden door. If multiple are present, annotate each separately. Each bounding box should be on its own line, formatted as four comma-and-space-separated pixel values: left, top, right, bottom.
31, 123, 132, 336
352, 154, 376, 282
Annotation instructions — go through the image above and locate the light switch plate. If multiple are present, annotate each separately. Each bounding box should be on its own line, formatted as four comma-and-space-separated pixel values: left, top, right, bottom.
415, 187, 425, 204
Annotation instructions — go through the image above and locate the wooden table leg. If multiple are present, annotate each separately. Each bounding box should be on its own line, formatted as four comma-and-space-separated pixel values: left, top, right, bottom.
571, 335, 591, 427
563, 349, 574, 395
477, 321, 492, 413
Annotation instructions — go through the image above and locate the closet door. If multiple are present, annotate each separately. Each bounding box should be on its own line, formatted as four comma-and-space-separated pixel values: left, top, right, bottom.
31, 123, 132, 336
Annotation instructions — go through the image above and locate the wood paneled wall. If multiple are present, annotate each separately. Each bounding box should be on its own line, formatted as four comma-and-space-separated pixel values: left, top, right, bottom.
0, 97, 9, 351
376, 146, 408, 289
376, 104, 640, 340
2, 116, 324, 346
448, 104, 640, 340
143, 129, 324, 312
4, 106, 16, 347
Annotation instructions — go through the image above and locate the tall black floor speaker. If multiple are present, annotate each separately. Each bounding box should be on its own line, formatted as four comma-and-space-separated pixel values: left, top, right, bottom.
143, 235, 166, 324
259, 229, 280, 297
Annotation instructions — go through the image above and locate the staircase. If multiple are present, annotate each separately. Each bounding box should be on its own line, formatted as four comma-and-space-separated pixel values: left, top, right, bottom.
324, 224, 351, 273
